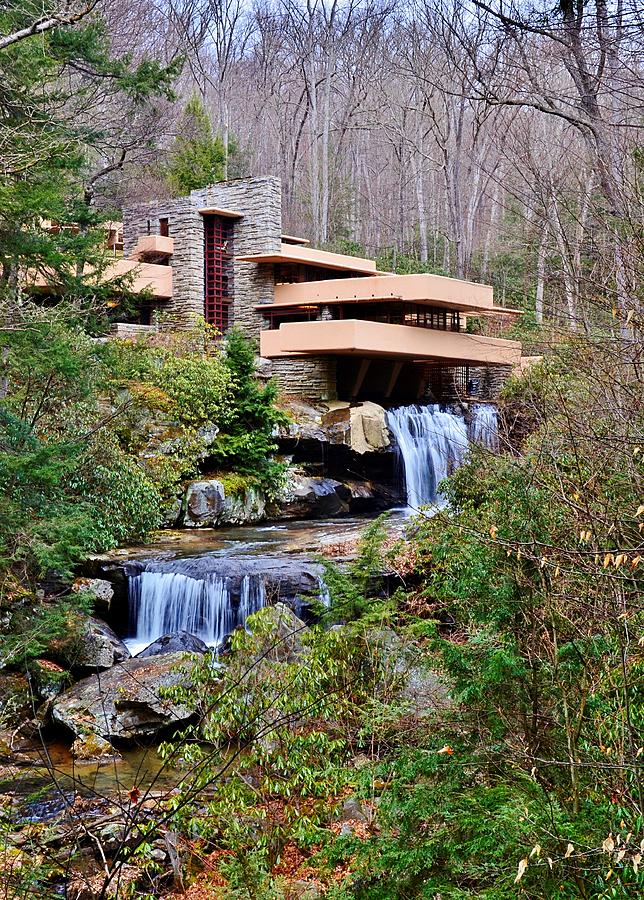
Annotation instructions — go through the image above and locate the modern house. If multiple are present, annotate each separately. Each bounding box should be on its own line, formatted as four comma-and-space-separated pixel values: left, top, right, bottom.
113, 176, 522, 402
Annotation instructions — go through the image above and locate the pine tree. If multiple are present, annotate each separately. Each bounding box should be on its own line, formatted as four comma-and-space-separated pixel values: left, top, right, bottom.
165, 95, 227, 195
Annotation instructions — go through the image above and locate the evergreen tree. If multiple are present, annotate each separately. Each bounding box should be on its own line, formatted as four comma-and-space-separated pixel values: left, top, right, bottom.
0, 2, 178, 312
165, 95, 227, 195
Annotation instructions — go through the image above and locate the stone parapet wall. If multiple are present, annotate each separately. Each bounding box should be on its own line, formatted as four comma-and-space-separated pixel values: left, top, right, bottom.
271, 357, 338, 401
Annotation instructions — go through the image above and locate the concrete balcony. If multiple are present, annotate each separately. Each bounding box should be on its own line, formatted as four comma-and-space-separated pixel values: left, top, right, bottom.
269, 273, 520, 317
110, 258, 173, 298
260, 319, 522, 367
132, 234, 174, 259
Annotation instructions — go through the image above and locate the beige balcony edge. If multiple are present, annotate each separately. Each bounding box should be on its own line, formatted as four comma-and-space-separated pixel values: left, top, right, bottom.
268, 273, 513, 315
237, 243, 382, 275
133, 235, 174, 258
261, 319, 522, 367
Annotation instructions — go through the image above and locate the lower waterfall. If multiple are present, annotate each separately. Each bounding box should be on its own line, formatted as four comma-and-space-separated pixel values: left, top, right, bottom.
126, 570, 266, 655
387, 403, 499, 509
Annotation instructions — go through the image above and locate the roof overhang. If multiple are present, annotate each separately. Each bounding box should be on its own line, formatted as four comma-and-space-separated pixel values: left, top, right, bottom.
198, 207, 244, 218
259, 273, 522, 317
237, 242, 382, 275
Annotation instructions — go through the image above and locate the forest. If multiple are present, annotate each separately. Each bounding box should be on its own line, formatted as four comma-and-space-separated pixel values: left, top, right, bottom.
0, 0, 642, 898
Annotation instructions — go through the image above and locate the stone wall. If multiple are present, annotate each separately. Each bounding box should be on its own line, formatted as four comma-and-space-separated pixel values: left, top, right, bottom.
469, 365, 513, 399
122, 177, 282, 331
271, 357, 338, 401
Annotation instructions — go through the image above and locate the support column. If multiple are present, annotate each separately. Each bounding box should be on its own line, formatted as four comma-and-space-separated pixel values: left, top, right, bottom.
351, 359, 371, 398
385, 361, 404, 398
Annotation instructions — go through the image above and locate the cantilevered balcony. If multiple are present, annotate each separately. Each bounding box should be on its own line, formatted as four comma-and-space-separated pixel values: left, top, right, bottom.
132, 234, 174, 260
238, 243, 382, 276
260, 319, 522, 367
110, 258, 173, 298
267, 273, 520, 317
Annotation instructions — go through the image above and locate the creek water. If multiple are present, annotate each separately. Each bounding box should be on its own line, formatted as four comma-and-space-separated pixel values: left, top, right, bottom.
4, 402, 498, 813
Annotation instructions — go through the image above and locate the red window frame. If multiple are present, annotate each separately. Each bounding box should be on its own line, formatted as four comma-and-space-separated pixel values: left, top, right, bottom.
204, 215, 234, 331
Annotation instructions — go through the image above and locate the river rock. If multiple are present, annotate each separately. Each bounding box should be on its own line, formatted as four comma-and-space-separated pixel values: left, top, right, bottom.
184, 479, 226, 525
366, 627, 450, 718
276, 472, 350, 519
70, 618, 131, 673
0, 672, 32, 730
137, 632, 209, 658
319, 401, 390, 453
71, 733, 120, 762
220, 485, 266, 525
183, 480, 266, 527
253, 603, 308, 662
337, 797, 369, 823
278, 399, 391, 454
51, 652, 199, 742
31, 659, 70, 702
71, 577, 115, 616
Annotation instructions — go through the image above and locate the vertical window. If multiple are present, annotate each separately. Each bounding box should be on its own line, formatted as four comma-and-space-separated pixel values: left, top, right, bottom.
159, 217, 169, 237
204, 215, 234, 332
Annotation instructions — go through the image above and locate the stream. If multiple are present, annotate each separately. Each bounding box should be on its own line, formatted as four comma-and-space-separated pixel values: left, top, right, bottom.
2, 403, 498, 817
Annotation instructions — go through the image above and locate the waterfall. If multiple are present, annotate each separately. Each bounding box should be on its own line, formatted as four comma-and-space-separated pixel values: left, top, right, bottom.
126, 569, 266, 655
469, 403, 499, 452
238, 574, 268, 626
318, 577, 331, 607
387, 404, 469, 510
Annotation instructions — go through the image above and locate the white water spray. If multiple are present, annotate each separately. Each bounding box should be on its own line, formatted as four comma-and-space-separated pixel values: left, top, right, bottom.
469, 403, 500, 452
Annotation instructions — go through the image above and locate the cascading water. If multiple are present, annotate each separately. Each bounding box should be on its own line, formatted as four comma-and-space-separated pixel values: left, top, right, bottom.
469, 403, 499, 452
123, 552, 332, 656
387, 404, 469, 510
126, 568, 266, 655
387, 403, 500, 510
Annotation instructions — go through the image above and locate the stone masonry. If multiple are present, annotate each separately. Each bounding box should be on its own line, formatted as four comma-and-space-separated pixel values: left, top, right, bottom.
122, 177, 339, 397
122, 177, 282, 335
271, 357, 338, 401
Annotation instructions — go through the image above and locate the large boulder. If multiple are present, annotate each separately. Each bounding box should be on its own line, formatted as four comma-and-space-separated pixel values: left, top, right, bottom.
137, 632, 209, 658
365, 627, 450, 719
51, 652, 200, 743
0, 672, 32, 731
276, 473, 350, 519
183, 480, 266, 527
71, 577, 114, 617
220, 485, 266, 525
68, 618, 131, 673
253, 603, 308, 662
184, 479, 226, 526
322, 401, 391, 454
277, 399, 391, 454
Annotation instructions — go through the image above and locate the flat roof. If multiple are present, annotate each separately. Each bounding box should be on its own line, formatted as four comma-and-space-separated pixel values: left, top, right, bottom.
198, 207, 244, 218
256, 272, 522, 317
237, 243, 381, 275
281, 234, 310, 245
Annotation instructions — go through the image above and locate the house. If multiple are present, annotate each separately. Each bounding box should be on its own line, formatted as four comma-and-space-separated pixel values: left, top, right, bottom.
117, 176, 522, 402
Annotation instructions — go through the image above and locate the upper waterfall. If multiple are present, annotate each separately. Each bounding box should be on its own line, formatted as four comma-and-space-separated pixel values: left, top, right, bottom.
387, 405, 469, 510
387, 403, 499, 510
